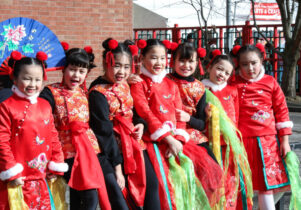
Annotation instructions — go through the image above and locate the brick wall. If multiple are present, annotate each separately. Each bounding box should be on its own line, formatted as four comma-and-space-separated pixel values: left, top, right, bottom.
0, 0, 133, 85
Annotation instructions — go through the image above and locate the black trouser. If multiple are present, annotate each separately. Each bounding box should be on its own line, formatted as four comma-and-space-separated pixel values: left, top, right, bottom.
198, 142, 218, 163
98, 154, 129, 210
143, 150, 161, 210
64, 158, 99, 210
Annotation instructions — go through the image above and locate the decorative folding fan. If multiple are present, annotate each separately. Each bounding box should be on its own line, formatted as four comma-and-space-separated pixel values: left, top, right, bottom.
0, 17, 65, 75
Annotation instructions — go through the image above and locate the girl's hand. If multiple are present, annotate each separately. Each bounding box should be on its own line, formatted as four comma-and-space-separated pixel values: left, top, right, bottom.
164, 135, 183, 158
205, 103, 212, 119
132, 123, 144, 140
175, 109, 191, 122
280, 135, 291, 157
9, 176, 25, 187
115, 164, 125, 190
127, 74, 143, 84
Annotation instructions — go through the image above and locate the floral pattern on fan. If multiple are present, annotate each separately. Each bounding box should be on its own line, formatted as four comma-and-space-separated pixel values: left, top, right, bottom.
0, 24, 29, 58
27, 153, 48, 173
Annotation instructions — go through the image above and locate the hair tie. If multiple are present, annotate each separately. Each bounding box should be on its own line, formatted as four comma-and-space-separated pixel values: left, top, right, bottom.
137, 39, 147, 49
168, 42, 179, 68
206, 49, 221, 69
106, 39, 119, 69
230, 45, 241, 81
61, 41, 69, 51
197, 47, 206, 75
255, 43, 266, 60
128, 45, 139, 73
36, 51, 48, 80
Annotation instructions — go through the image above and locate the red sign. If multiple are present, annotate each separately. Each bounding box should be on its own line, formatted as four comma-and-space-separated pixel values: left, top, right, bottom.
250, 2, 281, 21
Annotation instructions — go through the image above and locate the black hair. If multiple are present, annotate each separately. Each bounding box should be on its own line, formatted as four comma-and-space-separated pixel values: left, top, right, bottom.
87, 52, 96, 69
172, 42, 197, 61
65, 48, 90, 69
102, 38, 133, 67
237, 45, 263, 63
210, 54, 235, 70
8, 57, 46, 79
140, 39, 166, 56
0, 75, 13, 89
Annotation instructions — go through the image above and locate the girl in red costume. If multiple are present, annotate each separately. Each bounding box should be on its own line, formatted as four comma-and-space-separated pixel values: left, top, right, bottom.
233, 44, 292, 210
89, 38, 160, 210
40, 48, 110, 210
130, 39, 223, 209
0, 51, 68, 210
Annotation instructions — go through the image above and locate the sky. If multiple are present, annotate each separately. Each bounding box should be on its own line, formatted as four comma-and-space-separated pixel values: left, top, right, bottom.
134, 0, 283, 27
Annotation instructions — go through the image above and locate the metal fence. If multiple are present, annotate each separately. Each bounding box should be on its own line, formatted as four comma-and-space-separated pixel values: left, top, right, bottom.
134, 21, 300, 94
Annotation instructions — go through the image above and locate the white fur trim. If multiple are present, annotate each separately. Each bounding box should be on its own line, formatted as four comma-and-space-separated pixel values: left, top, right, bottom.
173, 129, 190, 142
140, 65, 167, 83
48, 161, 69, 172
0, 163, 23, 181
201, 79, 227, 92
239, 66, 265, 82
276, 121, 294, 130
12, 85, 39, 104
150, 121, 174, 141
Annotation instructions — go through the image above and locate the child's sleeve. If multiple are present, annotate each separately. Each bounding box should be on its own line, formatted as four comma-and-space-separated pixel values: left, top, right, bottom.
233, 88, 239, 126
188, 92, 206, 131
48, 112, 68, 175
173, 85, 190, 143
272, 79, 293, 136
131, 82, 172, 142
89, 90, 123, 167
0, 104, 23, 181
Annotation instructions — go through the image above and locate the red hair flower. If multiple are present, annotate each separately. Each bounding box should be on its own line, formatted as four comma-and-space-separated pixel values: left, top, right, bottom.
36, 51, 48, 61
137, 40, 147, 49
129, 45, 139, 56
212, 49, 222, 58
61, 41, 69, 51
162, 40, 171, 49
170, 42, 179, 51
84, 46, 93, 54
232, 45, 241, 56
11, 51, 22, 61
197, 47, 206, 58
108, 39, 118, 50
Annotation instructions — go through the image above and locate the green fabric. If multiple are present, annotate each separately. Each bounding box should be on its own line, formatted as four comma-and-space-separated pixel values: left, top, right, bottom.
205, 89, 253, 201
168, 152, 210, 210
285, 151, 301, 210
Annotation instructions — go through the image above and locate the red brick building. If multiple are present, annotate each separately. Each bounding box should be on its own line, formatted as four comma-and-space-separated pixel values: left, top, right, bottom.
0, 0, 133, 84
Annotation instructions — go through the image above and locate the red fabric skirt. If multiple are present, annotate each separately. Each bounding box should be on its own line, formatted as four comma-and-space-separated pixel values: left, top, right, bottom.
243, 135, 290, 194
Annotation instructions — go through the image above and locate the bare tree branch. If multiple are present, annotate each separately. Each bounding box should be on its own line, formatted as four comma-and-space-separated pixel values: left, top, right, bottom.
276, 0, 290, 40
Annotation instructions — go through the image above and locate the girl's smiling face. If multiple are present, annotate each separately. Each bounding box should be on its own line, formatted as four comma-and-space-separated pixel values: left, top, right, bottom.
208, 59, 233, 85
173, 52, 197, 77
141, 45, 166, 75
63, 64, 88, 90
104, 53, 131, 84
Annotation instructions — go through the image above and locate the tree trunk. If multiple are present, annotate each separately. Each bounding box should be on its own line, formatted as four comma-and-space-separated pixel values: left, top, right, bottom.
281, 44, 299, 97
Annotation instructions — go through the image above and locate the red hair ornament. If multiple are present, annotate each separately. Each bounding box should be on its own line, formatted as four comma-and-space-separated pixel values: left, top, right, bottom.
84, 46, 93, 54
129, 45, 139, 73
197, 47, 206, 75
106, 39, 119, 69
137, 40, 147, 49
206, 49, 221, 69
255, 43, 266, 60
61, 41, 69, 51
36, 51, 48, 80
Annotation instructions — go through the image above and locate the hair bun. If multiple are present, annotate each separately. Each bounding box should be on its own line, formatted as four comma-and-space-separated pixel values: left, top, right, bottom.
108, 39, 119, 50
232, 45, 241, 56
197, 47, 206, 58
128, 45, 138, 56
36, 51, 48, 61
170, 42, 179, 51
61, 41, 69, 51
162, 40, 171, 49
10, 51, 22, 61
137, 39, 147, 49
84, 46, 93, 54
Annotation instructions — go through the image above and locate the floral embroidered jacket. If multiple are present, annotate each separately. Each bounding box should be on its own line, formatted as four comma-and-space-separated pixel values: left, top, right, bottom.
42, 83, 100, 159
232, 71, 292, 137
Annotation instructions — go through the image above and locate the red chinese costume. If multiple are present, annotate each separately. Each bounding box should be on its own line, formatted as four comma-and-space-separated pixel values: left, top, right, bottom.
233, 68, 292, 193
0, 86, 68, 210
89, 79, 147, 207
130, 66, 223, 209
40, 83, 110, 210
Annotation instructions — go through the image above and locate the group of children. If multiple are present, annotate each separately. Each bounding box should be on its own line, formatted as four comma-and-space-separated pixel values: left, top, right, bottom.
0, 36, 294, 210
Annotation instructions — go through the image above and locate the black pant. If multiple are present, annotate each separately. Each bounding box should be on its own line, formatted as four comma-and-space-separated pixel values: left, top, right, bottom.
64, 158, 99, 210
198, 142, 218, 163
98, 155, 129, 210
143, 150, 161, 210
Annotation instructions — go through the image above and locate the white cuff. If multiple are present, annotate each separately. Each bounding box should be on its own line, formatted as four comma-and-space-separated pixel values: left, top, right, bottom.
174, 129, 190, 142
0, 163, 23, 181
48, 161, 69, 173
276, 121, 293, 130
150, 121, 174, 141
